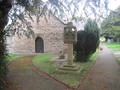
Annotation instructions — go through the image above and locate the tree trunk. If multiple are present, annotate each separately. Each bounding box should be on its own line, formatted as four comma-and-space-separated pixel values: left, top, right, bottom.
0, 0, 13, 89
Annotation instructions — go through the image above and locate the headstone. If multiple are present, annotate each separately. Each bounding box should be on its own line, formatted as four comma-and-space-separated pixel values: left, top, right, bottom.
59, 51, 65, 59
107, 39, 111, 44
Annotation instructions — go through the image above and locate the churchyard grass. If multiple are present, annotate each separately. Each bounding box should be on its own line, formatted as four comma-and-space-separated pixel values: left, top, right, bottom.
32, 53, 97, 88
7, 53, 23, 62
52, 54, 97, 88
32, 54, 56, 74
106, 42, 120, 52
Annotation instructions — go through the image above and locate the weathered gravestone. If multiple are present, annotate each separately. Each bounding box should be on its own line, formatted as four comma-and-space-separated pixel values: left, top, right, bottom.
59, 51, 65, 59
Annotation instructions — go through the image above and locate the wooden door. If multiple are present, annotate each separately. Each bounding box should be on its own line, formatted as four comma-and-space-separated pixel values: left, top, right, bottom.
35, 37, 44, 53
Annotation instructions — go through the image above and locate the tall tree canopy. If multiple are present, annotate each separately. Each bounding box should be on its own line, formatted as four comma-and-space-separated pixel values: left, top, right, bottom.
101, 6, 120, 41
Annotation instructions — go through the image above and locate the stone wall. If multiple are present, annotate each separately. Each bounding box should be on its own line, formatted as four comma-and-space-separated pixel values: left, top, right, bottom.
7, 15, 67, 54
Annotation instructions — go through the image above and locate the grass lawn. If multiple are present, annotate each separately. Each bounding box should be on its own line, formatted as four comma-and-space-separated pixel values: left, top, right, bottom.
7, 53, 23, 62
52, 55, 96, 88
52, 55, 97, 88
32, 54, 55, 74
32, 53, 97, 88
117, 60, 120, 65
106, 42, 120, 52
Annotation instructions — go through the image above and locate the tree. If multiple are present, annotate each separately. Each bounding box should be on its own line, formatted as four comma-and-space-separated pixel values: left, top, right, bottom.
0, 0, 111, 89
74, 19, 100, 62
101, 6, 120, 42
0, 0, 13, 89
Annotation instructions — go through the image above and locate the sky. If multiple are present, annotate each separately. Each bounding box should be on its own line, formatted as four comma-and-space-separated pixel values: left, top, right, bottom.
108, 0, 120, 10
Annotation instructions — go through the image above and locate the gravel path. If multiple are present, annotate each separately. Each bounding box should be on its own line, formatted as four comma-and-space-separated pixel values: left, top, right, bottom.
5, 56, 73, 90
77, 46, 120, 90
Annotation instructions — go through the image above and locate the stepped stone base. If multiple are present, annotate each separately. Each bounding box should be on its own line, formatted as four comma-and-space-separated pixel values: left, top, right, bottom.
57, 64, 82, 74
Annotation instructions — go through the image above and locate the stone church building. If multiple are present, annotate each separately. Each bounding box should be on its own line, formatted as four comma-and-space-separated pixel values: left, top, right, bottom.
7, 15, 67, 54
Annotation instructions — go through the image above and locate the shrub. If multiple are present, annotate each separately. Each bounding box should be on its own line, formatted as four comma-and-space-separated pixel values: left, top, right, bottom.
74, 19, 100, 62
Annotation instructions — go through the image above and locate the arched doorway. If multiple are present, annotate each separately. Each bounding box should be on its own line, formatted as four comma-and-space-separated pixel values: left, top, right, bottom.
35, 37, 44, 53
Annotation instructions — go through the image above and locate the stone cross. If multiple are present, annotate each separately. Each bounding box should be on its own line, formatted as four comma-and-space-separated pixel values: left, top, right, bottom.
64, 22, 77, 65
64, 22, 77, 44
